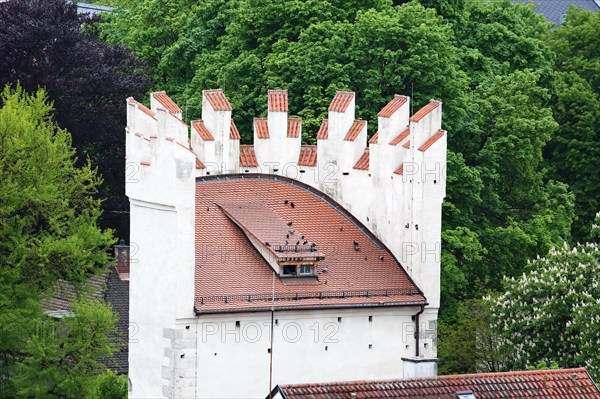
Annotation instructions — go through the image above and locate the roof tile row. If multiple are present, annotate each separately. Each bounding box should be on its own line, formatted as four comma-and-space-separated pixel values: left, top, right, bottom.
298, 145, 317, 166
268, 89, 288, 112
276, 368, 600, 399
152, 91, 182, 114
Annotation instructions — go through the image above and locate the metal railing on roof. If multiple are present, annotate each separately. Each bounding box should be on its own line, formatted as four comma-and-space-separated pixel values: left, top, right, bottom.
273, 244, 318, 253
195, 288, 422, 305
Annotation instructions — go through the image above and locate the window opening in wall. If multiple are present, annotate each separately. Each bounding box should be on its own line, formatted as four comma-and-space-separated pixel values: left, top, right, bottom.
298, 264, 313, 275
282, 265, 296, 276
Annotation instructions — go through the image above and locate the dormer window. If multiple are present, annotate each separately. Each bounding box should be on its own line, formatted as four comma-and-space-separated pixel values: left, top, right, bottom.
280, 262, 316, 277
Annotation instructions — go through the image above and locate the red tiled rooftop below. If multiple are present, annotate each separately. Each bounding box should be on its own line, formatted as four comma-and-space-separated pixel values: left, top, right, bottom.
203, 89, 232, 111
239, 145, 258, 167
152, 91, 182, 114
277, 368, 600, 399
328, 91, 354, 113
418, 129, 446, 151
268, 89, 288, 112
390, 127, 410, 146
230, 119, 241, 139
369, 131, 378, 144
410, 99, 440, 122
402, 140, 410, 149
191, 120, 214, 141
378, 94, 408, 117
317, 119, 328, 139
344, 120, 366, 141
196, 158, 205, 170
254, 118, 269, 139
298, 145, 317, 167
194, 175, 424, 314
353, 148, 369, 170
394, 164, 404, 175
287, 118, 301, 138
128, 98, 156, 120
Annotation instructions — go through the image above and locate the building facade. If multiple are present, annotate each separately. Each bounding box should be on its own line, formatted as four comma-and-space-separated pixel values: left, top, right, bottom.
125, 89, 446, 398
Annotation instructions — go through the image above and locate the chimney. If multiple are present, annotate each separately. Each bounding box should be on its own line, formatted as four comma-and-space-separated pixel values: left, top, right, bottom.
377, 94, 409, 145
114, 239, 130, 281
327, 91, 355, 141
150, 91, 183, 119
201, 89, 237, 173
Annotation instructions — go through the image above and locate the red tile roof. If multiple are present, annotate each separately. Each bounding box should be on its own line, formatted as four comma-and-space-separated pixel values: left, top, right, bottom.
390, 127, 410, 146
287, 118, 301, 138
239, 145, 258, 167
268, 89, 288, 112
344, 120, 366, 141
219, 203, 324, 262
203, 89, 232, 111
196, 158, 205, 170
394, 164, 404, 175
275, 368, 600, 399
418, 129, 446, 151
410, 99, 441, 122
317, 119, 328, 140
191, 120, 214, 141
378, 94, 408, 117
402, 140, 410, 149
298, 145, 317, 167
230, 119, 240, 139
152, 91, 182, 114
328, 91, 354, 113
369, 132, 378, 144
353, 148, 369, 170
254, 118, 269, 139
128, 98, 157, 120
194, 175, 424, 313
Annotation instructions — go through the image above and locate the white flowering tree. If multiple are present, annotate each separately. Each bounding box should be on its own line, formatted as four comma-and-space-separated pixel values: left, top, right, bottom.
490, 212, 600, 379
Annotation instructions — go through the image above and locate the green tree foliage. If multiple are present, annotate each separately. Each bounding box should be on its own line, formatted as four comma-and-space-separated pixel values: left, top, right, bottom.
13, 301, 121, 398
490, 214, 600, 379
548, 6, 600, 94
0, 85, 117, 398
545, 7, 600, 242
94, 369, 128, 399
437, 299, 503, 375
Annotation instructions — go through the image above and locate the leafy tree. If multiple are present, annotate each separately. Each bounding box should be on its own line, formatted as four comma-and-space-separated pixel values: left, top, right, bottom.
13, 301, 121, 398
545, 7, 600, 242
94, 369, 128, 399
0, 0, 151, 238
548, 6, 600, 94
490, 213, 600, 380
0, 85, 116, 397
260, 3, 468, 134
438, 299, 503, 374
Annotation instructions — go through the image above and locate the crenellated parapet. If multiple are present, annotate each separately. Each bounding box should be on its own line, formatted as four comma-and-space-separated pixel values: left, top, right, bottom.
125, 88, 446, 312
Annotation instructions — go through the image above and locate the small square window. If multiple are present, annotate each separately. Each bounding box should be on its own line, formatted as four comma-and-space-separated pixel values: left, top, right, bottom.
298, 264, 313, 275
282, 265, 296, 276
